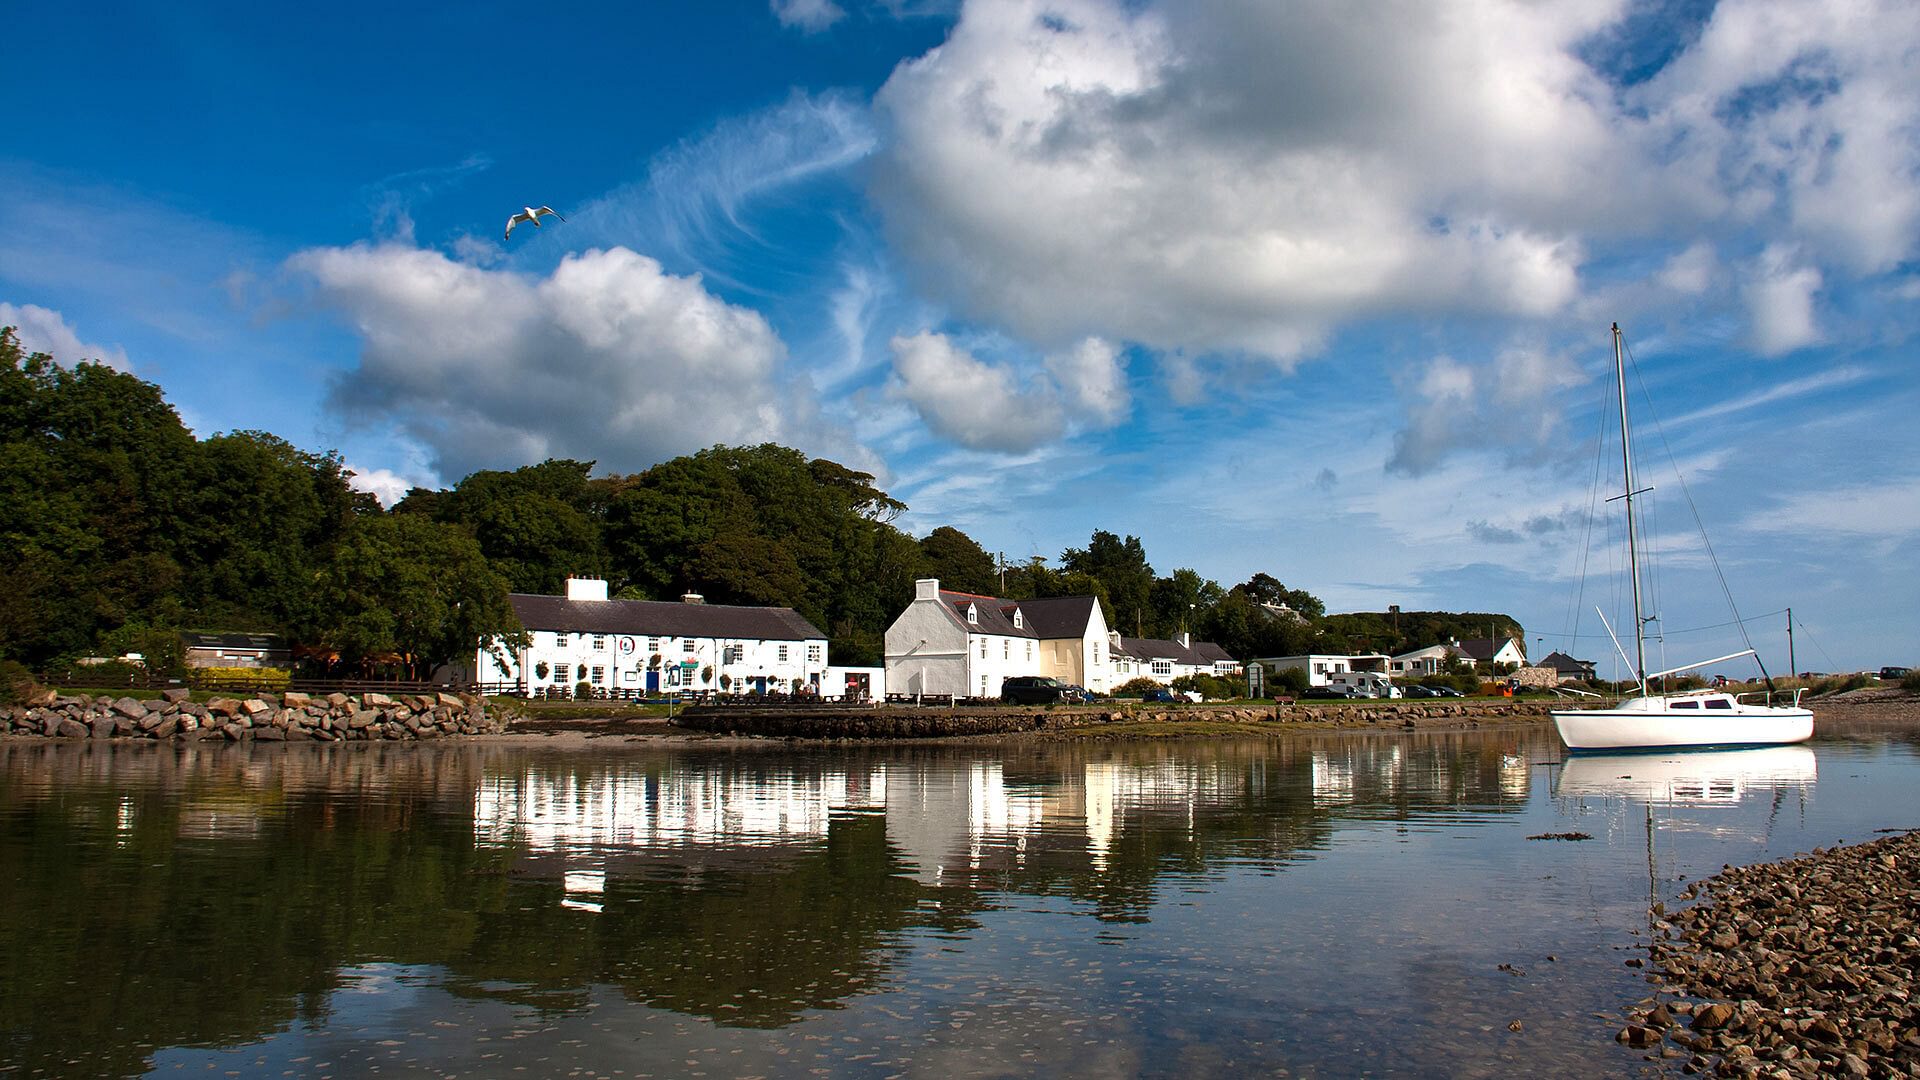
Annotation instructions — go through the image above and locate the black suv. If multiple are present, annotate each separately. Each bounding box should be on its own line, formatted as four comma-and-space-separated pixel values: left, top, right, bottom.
1001, 676, 1070, 704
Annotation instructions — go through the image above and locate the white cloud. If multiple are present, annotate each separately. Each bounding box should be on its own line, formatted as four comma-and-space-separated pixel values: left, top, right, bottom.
1045, 337, 1129, 426
871, 0, 1628, 363
1388, 344, 1586, 475
1657, 243, 1717, 295
345, 464, 414, 508
889, 331, 1064, 451
1743, 244, 1821, 355
0, 302, 131, 370
771, 0, 847, 31
869, 0, 1920, 370
1747, 477, 1920, 539
290, 242, 870, 479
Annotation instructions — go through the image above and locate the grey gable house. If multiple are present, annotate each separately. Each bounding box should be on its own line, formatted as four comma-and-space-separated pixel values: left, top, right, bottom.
458, 577, 830, 696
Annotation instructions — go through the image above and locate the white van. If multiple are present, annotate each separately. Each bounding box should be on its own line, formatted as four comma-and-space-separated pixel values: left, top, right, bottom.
1328, 671, 1399, 699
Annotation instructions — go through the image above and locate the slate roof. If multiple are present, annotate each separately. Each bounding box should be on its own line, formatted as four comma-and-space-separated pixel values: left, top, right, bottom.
936, 590, 1040, 638
1456, 638, 1519, 662
1541, 651, 1596, 675
507, 593, 826, 641
183, 632, 288, 652
1116, 636, 1236, 666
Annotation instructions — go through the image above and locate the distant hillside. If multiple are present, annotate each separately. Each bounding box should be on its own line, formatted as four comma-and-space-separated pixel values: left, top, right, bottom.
1315, 611, 1526, 660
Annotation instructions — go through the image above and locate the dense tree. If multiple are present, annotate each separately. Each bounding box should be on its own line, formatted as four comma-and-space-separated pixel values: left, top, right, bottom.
917, 526, 997, 595
1147, 568, 1226, 639
300, 514, 523, 677
1060, 531, 1154, 635
404, 459, 605, 594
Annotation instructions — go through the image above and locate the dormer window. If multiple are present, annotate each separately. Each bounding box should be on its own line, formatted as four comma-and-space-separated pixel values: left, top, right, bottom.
967, 604, 978, 624
1012, 609, 1023, 629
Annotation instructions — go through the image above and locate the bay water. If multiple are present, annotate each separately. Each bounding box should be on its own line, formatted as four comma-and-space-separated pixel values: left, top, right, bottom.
2, 715, 1914, 1078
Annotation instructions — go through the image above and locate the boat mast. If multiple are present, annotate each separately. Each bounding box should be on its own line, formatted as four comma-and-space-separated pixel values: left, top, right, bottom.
1613, 323, 1648, 694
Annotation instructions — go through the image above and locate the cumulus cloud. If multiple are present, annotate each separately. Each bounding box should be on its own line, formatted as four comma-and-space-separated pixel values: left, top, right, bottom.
771, 0, 846, 31
871, 0, 1632, 363
345, 464, 414, 508
1045, 337, 1129, 426
869, 0, 1920, 367
290, 243, 859, 479
1388, 344, 1587, 475
0, 302, 131, 370
889, 331, 1064, 451
1744, 244, 1822, 355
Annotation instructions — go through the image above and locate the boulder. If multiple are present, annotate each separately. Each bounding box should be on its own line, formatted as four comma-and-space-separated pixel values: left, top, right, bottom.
240, 698, 272, 717
111, 697, 149, 719
326, 692, 350, 708
152, 718, 178, 739
90, 716, 115, 739
55, 717, 91, 739
161, 687, 192, 703
282, 691, 310, 708
363, 692, 393, 707
348, 709, 380, 730
206, 698, 243, 717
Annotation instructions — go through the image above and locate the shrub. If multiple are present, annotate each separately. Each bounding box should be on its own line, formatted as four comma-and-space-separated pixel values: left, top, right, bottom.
188, 666, 290, 691
1114, 676, 1162, 698
1905, 669, 1920, 693
1172, 673, 1240, 700
1268, 666, 1310, 696
0, 660, 39, 705
575, 681, 594, 700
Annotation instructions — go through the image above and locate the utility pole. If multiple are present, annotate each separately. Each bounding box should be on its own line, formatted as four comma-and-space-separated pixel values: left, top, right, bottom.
998, 552, 1006, 594
1787, 607, 1796, 679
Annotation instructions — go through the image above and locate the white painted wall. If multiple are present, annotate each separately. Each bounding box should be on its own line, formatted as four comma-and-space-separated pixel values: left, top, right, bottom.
475, 628, 827, 695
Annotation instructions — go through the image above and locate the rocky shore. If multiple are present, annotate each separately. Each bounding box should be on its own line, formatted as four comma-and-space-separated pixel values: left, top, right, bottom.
2, 688, 506, 742
671, 699, 1561, 739
1619, 828, 1920, 1077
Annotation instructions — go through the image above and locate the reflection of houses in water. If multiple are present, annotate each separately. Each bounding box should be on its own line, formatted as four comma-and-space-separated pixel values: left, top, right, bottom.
1311, 752, 1354, 807
474, 766, 891, 853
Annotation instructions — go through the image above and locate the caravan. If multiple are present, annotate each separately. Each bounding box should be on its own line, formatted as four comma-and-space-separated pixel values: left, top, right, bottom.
1328, 671, 1399, 699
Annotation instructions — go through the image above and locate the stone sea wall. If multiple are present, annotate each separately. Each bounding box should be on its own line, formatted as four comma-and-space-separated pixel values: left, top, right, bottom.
675, 700, 1560, 739
2, 688, 506, 742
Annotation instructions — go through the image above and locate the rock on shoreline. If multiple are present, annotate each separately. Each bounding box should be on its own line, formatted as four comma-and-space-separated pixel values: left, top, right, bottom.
2, 688, 506, 743
1626, 830, 1920, 1076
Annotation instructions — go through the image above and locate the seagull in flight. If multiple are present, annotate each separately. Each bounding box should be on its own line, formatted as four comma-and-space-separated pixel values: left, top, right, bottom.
503, 205, 565, 241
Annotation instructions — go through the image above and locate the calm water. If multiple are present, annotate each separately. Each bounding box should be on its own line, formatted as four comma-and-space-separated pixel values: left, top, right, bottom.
2, 716, 1916, 1079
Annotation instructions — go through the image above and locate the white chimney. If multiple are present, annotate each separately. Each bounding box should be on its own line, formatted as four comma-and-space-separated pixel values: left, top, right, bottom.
565, 577, 609, 602
915, 578, 940, 601
1178, 632, 1190, 648
681, 593, 705, 605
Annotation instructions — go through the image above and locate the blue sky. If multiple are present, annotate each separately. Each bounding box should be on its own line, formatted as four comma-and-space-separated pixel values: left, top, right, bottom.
4, 0, 1916, 673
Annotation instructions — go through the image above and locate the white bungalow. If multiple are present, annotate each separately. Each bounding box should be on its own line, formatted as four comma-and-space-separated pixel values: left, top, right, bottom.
1253, 653, 1391, 689
462, 577, 829, 696
1389, 644, 1458, 678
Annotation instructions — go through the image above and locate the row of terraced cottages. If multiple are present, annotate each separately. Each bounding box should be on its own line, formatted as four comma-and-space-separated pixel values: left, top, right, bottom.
458, 576, 1240, 699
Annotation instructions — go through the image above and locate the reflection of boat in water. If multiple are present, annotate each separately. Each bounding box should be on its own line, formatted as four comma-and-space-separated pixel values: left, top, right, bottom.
1554, 746, 1816, 805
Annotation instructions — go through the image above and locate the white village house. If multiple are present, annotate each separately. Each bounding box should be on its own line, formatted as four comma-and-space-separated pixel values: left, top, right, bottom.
884, 579, 1240, 698
459, 577, 839, 697
1253, 653, 1391, 690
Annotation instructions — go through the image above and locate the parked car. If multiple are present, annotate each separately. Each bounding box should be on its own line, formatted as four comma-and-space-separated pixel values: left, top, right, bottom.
1142, 687, 1182, 703
1061, 684, 1090, 703
1403, 684, 1440, 698
1881, 666, 1912, 681
1301, 686, 1352, 700
1428, 686, 1465, 697
1001, 676, 1071, 705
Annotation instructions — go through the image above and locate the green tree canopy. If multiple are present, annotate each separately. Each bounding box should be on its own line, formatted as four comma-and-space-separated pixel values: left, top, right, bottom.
300, 514, 523, 677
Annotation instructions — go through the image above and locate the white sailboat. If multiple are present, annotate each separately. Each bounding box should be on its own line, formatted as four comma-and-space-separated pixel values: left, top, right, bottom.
1551, 325, 1812, 753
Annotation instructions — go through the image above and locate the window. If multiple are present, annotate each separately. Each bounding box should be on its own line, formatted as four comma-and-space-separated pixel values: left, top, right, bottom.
967, 605, 978, 624
1013, 610, 1023, 629
1704, 699, 1733, 710
1093, 643, 1101, 664
553, 664, 571, 683
1152, 660, 1172, 676
778, 644, 789, 662
1672, 700, 1699, 710
979, 637, 987, 659
592, 635, 606, 651
590, 666, 605, 686
724, 644, 744, 664
1003, 640, 1009, 660
808, 644, 822, 664
647, 637, 660, 652
981, 675, 989, 695
1026, 641, 1033, 661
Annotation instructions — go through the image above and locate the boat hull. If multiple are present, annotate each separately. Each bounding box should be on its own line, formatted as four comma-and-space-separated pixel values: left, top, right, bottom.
1552, 705, 1813, 752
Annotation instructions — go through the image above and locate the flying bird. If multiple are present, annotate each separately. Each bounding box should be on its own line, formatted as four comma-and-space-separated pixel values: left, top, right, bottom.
503, 205, 565, 241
